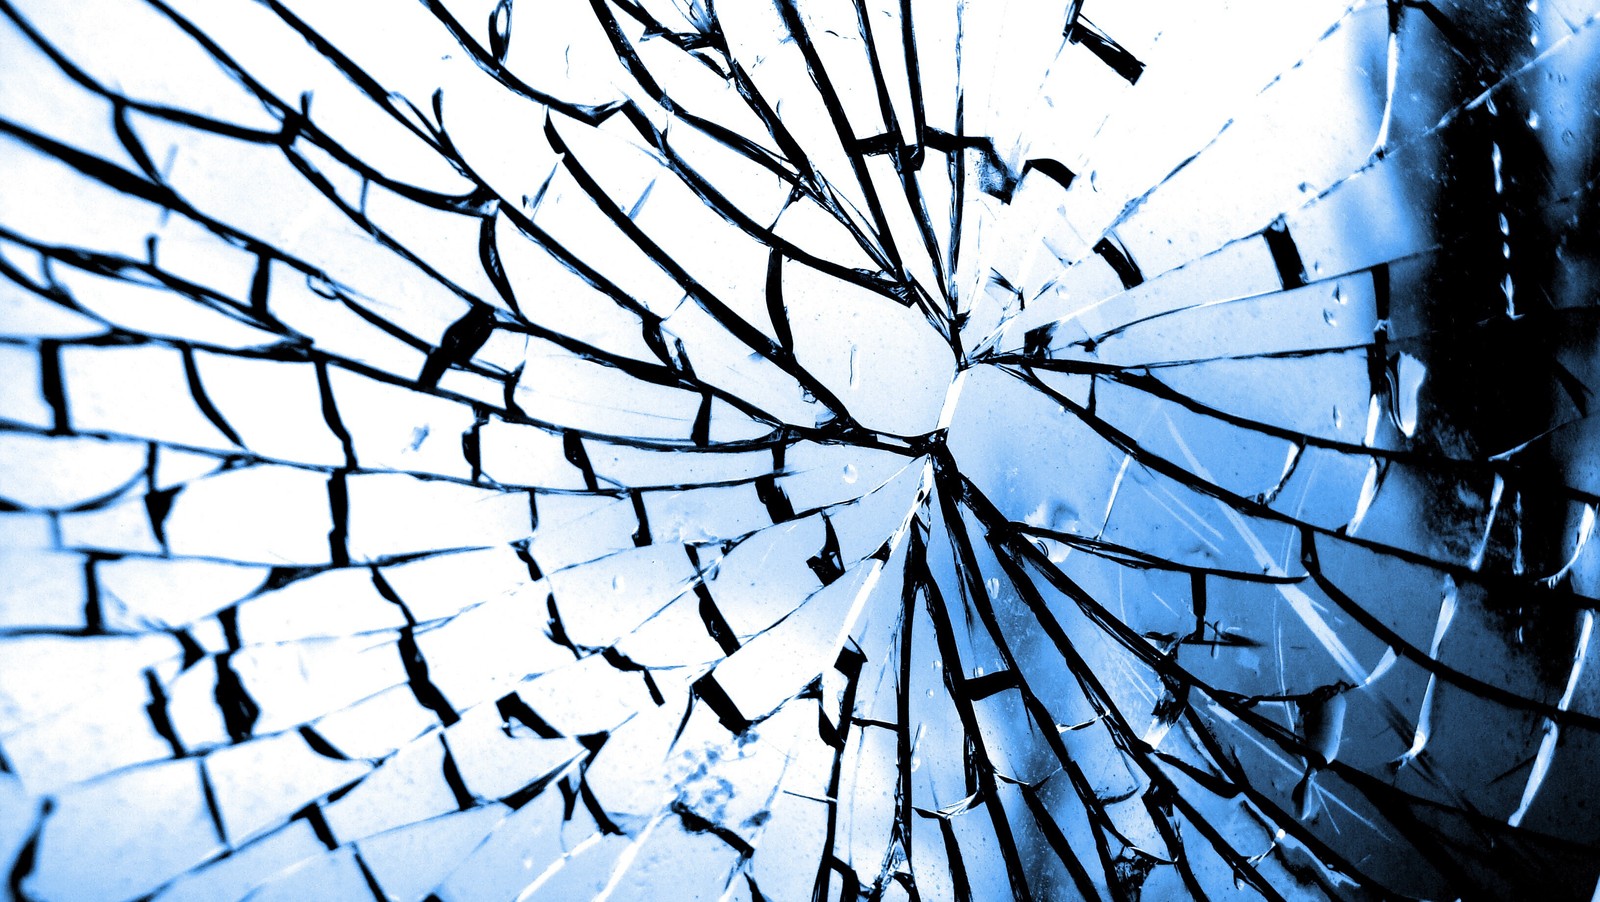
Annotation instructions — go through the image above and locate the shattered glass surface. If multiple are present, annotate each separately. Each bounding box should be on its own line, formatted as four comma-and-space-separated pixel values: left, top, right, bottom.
3, 0, 1600, 898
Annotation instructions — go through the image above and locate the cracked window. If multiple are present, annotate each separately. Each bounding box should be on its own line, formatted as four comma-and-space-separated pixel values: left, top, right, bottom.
2, 0, 1599, 899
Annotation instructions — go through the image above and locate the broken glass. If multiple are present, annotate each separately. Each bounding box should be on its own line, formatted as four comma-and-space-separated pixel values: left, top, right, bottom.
2, 0, 1600, 898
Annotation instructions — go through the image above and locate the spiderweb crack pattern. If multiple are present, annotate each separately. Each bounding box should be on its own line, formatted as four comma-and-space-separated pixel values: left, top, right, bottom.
2, 0, 1600, 899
